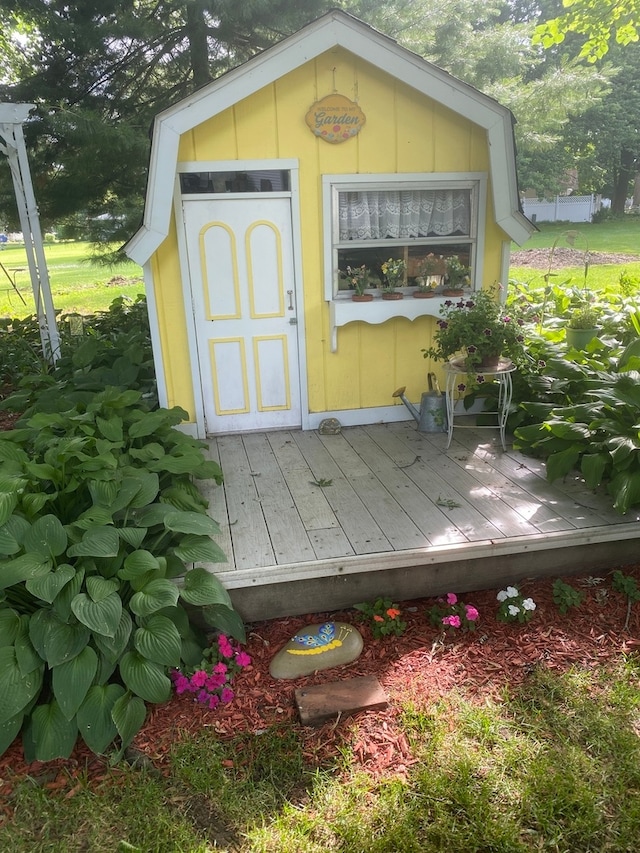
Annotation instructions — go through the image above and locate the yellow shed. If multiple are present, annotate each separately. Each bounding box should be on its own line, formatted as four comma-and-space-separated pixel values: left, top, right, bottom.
125, 10, 533, 439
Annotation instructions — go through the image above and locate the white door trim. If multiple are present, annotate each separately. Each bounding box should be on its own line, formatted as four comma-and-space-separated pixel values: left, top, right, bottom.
174, 160, 308, 437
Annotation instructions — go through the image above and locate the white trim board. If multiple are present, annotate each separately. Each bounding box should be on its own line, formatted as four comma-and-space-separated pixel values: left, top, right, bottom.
125, 10, 534, 266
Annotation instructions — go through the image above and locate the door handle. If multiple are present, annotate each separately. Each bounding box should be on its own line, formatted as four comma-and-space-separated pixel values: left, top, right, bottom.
287, 290, 294, 311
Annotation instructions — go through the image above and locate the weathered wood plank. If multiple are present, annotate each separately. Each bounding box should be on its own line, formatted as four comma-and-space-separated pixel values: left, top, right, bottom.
317, 431, 432, 550
377, 423, 511, 541
308, 527, 356, 560
199, 440, 235, 571
340, 426, 467, 545
266, 432, 339, 531
241, 433, 316, 565
215, 435, 275, 570
295, 675, 388, 725
292, 430, 393, 554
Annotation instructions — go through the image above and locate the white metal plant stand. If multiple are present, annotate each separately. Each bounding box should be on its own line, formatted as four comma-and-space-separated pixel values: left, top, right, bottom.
0, 103, 59, 362
444, 356, 516, 450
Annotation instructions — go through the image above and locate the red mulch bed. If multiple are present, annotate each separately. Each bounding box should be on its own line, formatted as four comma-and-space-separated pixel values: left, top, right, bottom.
2, 566, 640, 824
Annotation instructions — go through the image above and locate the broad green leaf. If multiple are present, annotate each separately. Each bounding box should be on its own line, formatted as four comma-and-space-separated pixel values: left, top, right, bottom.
0, 711, 23, 757
132, 504, 173, 527
21, 493, 51, 516
52, 646, 98, 721
149, 449, 206, 475
74, 507, 114, 529
14, 618, 43, 675
0, 553, 51, 590
128, 411, 172, 439
88, 480, 118, 508
111, 692, 146, 759
117, 527, 147, 549
85, 576, 120, 602
173, 535, 228, 564
92, 609, 132, 664
52, 567, 85, 622
96, 415, 123, 442
546, 446, 583, 483
547, 421, 591, 441
43, 616, 91, 667
0, 647, 43, 722
23, 515, 67, 558
26, 564, 76, 604
72, 336, 98, 368
77, 684, 123, 754
202, 603, 246, 643
118, 550, 161, 581
0, 515, 30, 556
30, 700, 78, 761
181, 635, 205, 667
610, 470, 640, 515
133, 615, 181, 667
71, 592, 122, 638
164, 511, 221, 536
67, 526, 120, 558
180, 567, 232, 607
0, 493, 17, 527
156, 605, 190, 637
0, 608, 20, 646
129, 579, 179, 617
128, 472, 160, 508
119, 651, 171, 703
24, 462, 58, 481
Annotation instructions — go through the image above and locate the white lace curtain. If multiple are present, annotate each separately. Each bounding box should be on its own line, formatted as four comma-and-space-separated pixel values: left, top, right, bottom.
338, 189, 471, 240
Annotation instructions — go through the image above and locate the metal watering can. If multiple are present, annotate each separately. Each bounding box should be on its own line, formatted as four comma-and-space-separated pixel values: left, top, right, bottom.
392, 373, 448, 433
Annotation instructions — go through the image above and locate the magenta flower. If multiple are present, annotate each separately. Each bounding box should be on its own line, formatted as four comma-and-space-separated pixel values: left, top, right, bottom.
221, 687, 235, 704
208, 694, 220, 710
174, 675, 190, 695
446, 592, 458, 605
465, 605, 479, 622
214, 662, 228, 674
190, 669, 207, 688
442, 615, 461, 628
236, 651, 251, 668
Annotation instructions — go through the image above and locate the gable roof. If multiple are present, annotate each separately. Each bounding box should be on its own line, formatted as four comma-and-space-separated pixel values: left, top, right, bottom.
125, 9, 533, 265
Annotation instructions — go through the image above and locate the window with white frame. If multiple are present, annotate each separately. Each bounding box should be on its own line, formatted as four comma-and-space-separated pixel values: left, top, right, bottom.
323, 174, 486, 297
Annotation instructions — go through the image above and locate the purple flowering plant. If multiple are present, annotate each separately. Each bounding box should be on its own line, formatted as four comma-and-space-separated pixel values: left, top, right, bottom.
428, 592, 480, 632
422, 287, 526, 369
170, 634, 251, 710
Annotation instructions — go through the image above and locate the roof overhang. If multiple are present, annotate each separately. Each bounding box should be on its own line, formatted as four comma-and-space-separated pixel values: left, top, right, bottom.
125, 10, 533, 265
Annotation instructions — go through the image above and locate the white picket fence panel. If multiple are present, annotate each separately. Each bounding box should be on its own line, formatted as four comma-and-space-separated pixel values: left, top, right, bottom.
521, 194, 601, 223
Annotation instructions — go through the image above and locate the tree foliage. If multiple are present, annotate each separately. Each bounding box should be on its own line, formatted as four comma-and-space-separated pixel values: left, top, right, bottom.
534, 0, 640, 62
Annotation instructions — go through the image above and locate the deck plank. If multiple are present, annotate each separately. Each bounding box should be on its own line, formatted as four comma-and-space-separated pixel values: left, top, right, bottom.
266, 432, 339, 531
215, 435, 275, 570
291, 430, 393, 554
340, 426, 467, 545
200, 441, 235, 571
241, 434, 316, 565
372, 424, 511, 541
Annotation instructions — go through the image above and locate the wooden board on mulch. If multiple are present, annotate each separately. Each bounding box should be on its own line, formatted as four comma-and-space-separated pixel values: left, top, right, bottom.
295, 675, 388, 725
1, 565, 640, 823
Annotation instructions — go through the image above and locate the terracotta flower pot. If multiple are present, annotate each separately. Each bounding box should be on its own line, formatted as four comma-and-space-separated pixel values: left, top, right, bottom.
351, 293, 374, 302
442, 288, 464, 297
382, 291, 404, 300
413, 290, 436, 298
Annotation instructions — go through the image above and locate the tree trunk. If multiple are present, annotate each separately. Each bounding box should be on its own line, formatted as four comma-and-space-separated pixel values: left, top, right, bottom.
185, 1, 212, 89
633, 174, 640, 209
611, 150, 635, 214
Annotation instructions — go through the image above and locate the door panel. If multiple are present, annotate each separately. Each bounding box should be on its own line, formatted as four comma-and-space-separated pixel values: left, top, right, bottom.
183, 197, 301, 434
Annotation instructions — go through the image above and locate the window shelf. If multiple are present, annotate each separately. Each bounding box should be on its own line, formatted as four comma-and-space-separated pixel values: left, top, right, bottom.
328, 293, 450, 351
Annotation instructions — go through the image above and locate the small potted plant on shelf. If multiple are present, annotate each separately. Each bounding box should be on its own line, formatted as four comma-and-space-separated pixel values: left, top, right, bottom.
565, 304, 600, 349
442, 255, 471, 296
381, 257, 406, 300
342, 264, 373, 302
414, 253, 444, 298
422, 287, 526, 370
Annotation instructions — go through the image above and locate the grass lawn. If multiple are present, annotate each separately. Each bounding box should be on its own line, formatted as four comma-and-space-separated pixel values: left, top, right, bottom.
513, 217, 640, 254
0, 241, 143, 318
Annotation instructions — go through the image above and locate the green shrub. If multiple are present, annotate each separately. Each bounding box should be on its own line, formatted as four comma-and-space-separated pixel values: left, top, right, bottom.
0, 388, 241, 762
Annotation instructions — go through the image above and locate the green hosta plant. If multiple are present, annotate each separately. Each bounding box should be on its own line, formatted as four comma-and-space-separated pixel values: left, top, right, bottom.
0, 387, 243, 762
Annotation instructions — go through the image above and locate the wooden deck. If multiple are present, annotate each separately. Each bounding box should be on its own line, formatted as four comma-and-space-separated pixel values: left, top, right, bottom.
199, 423, 640, 621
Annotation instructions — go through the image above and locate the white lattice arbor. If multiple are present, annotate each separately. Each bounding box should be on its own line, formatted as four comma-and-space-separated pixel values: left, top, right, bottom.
0, 103, 59, 362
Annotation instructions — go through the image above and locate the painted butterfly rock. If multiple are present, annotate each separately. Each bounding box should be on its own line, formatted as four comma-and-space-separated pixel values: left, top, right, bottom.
269, 621, 364, 679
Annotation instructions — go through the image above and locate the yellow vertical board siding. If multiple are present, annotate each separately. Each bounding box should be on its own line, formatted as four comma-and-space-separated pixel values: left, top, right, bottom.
160, 49, 498, 417
151, 220, 197, 421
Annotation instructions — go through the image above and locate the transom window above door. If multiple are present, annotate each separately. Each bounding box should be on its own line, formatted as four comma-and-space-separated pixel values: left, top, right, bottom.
323, 174, 487, 298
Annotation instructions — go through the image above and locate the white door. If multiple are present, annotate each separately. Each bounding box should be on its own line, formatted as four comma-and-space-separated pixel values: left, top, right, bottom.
182, 197, 301, 434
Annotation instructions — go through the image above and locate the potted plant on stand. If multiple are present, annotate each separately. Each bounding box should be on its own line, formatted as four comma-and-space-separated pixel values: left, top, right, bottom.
442, 255, 470, 296
414, 253, 444, 298
381, 257, 406, 300
565, 304, 599, 349
342, 265, 373, 302
422, 288, 526, 370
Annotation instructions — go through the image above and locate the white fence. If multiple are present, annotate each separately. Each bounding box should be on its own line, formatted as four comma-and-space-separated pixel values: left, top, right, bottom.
521, 194, 601, 224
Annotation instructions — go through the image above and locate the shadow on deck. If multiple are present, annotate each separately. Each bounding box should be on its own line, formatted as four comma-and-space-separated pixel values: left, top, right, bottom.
199, 423, 640, 621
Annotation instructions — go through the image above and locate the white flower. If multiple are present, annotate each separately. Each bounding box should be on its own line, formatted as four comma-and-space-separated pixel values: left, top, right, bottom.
523, 598, 536, 611
506, 586, 519, 598
508, 605, 521, 616
497, 590, 508, 602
